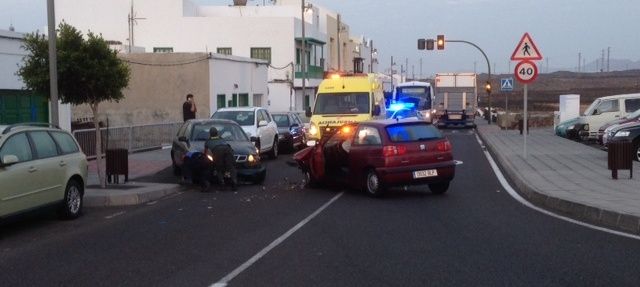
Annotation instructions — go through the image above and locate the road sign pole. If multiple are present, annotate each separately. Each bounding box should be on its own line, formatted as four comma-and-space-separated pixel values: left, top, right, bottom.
524, 84, 528, 159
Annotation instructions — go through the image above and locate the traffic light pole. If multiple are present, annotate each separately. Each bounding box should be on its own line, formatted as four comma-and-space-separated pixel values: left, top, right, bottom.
445, 40, 492, 124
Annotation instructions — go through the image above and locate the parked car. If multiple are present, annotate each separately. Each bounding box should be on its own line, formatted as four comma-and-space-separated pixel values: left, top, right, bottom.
293, 119, 456, 196
555, 117, 583, 141
598, 108, 640, 145
568, 93, 640, 141
171, 119, 266, 184
212, 107, 279, 159
607, 122, 640, 161
0, 123, 87, 220
272, 112, 307, 152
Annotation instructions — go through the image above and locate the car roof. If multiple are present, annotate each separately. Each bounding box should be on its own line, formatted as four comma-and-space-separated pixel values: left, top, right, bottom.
362, 118, 431, 127
396, 81, 431, 88
186, 119, 239, 125
216, 107, 262, 112
1, 123, 63, 135
598, 93, 640, 101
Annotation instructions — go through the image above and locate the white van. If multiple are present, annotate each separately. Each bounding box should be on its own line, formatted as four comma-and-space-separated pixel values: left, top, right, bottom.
578, 93, 640, 140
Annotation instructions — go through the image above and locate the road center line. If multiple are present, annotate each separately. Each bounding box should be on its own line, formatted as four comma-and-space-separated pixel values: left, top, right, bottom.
474, 132, 640, 240
104, 211, 126, 219
209, 192, 345, 287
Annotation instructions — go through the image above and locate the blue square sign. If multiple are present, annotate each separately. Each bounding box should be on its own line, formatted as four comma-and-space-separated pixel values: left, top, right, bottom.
501, 78, 514, 92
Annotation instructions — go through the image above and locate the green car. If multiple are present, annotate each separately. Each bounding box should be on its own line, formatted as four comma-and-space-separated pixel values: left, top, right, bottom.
555, 117, 587, 141
0, 123, 87, 219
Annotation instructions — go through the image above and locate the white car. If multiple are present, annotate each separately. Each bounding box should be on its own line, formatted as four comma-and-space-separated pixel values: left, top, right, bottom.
577, 93, 640, 140
212, 107, 280, 158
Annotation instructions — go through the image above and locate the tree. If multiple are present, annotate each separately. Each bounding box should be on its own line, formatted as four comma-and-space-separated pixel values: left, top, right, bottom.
18, 23, 131, 188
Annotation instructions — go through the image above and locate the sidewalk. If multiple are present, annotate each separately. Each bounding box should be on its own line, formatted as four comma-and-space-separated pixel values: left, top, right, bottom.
476, 121, 640, 235
84, 148, 183, 207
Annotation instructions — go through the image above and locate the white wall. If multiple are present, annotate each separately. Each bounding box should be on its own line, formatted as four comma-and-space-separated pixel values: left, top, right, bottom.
209, 54, 269, 115
0, 31, 27, 89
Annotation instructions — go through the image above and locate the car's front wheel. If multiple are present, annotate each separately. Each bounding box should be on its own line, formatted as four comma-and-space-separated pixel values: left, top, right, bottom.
304, 169, 319, 188
171, 152, 181, 176
364, 170, 384, 197
429, 181, 450, 195
59, 179, 83, 219
268, 137, 279, 159
634, 140, 640, 161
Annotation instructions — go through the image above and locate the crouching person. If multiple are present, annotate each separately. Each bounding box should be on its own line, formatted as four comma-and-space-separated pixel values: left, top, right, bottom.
202, 127, 237, 192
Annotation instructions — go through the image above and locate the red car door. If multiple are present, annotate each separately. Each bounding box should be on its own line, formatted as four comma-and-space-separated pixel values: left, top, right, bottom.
348, 125, 384, 187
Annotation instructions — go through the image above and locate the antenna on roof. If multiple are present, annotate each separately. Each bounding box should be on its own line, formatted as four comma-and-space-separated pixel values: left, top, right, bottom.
127, 0, 146, 53
9, 17, 15, 31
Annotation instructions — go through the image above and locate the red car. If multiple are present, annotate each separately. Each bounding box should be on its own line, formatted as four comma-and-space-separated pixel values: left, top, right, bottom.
293, 119, 456, 196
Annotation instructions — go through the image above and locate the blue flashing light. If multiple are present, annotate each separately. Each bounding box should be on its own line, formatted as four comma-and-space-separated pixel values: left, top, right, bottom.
388, 102, 415, 112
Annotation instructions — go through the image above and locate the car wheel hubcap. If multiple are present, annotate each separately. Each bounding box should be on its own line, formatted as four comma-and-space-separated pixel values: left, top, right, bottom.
67, 186, 81, 214
367, 173, 379, 194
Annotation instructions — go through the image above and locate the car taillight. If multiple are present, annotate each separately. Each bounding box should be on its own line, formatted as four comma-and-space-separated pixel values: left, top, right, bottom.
383, 145, 407, 157
436, 141, 451, 152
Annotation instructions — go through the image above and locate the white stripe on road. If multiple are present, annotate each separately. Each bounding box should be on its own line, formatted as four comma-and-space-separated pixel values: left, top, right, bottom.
104, 211, 126, 219
474, 132, 640, 240
210, 192, 345, 287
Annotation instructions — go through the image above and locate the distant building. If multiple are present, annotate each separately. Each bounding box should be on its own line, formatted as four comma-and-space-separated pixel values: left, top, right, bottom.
55, 0, 377, 113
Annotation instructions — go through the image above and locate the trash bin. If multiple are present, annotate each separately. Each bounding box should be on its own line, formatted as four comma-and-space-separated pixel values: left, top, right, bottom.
608, 141, 633, 179
106, 148, 129, 183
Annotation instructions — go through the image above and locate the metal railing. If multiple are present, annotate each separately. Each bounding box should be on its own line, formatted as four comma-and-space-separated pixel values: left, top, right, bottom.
73, 122, 182, 159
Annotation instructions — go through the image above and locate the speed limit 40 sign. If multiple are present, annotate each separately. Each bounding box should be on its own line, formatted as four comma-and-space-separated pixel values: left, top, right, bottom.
514, 60, 538, 84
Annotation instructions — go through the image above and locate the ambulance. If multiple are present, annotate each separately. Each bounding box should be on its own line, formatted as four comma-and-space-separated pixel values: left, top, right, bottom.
305, 73, 386, 146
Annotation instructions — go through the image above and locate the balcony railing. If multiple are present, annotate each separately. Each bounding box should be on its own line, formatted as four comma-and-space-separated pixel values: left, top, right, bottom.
295, 64, 324, 79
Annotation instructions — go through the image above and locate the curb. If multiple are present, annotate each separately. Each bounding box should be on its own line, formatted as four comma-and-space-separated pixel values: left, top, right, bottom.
476, 127, 640, 236
84, 183, 184, 207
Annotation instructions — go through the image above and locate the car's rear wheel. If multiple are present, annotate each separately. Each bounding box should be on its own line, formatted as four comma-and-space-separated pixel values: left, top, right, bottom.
429, 181, 450, 195
634, 140, 640, 161
364, 170, 384, 197
59, 179, 83, 219
268, 138, 279, 159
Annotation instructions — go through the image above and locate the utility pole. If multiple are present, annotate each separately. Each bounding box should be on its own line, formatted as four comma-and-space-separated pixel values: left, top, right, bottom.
390, 56, 395, 90
412, 65, 415, 80
369, 40, 374, 73
601, 49, 605, 72
405, 58, 408, 80
301, 0, 307, 111
419, 58, 423, 80
607, 47, 611, 72
474, 61, 477, 74
47, 0, 59, 126
546, 57, 549, 73
337, 14, 341, 71
578, 52, 581, 72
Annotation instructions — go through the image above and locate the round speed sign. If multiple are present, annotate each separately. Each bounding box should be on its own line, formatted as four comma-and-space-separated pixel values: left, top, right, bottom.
514, 60, 538, 84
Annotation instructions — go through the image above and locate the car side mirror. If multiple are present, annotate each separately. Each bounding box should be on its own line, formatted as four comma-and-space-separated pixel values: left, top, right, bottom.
0, 155, 19, 167
290, 123, 299, 130
258, 120, 268, 127
593, 109, 599, 115
373, 105, 381, 116
305, 106, 312, 118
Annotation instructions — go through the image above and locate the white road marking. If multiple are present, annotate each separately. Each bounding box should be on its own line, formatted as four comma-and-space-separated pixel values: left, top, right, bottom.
474, 133, 640, 240
104, 211, 126, 219
161, 145, 172, 150
210, 192, 345, 287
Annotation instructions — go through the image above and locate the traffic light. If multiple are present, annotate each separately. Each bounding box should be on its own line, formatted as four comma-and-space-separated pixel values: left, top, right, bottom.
418, 39, 426, 50
485, 81, 492, 94
436, 35, 445, 50
426, 39, 434, 50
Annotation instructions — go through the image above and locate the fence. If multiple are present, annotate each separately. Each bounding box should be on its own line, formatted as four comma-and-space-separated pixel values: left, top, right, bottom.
73, 122, 182, 159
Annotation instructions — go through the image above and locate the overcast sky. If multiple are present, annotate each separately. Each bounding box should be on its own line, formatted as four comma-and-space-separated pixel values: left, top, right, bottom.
2, 0, 639, 76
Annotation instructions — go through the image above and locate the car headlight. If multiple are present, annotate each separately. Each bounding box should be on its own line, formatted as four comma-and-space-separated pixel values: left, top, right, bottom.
568, 125, 575, 130
309, 123, 318, 136
615, 131, 631, 137
583, 124, 589, 131
248, 154, 256, 162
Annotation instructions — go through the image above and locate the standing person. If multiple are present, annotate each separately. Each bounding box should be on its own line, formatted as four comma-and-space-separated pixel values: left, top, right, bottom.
203, 127, 237, 192
183, 94, 197, 121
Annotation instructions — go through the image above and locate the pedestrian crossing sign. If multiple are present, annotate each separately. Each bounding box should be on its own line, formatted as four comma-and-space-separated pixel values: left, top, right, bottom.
511, 32, 542, 61
501, 78, 514, 91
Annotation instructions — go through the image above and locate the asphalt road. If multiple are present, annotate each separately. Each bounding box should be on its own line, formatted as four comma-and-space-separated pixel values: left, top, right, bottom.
2, 129, 640, 287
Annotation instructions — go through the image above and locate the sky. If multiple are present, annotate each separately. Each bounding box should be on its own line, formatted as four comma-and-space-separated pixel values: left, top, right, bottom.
2, 0, 639, 76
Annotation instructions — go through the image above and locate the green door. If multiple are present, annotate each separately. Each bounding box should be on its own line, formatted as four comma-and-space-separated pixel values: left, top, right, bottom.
0, 90, 49, 124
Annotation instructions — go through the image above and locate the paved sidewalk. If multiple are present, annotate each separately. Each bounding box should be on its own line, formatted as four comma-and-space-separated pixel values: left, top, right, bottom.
476, 121, 640, 235
85, 148, 183, 207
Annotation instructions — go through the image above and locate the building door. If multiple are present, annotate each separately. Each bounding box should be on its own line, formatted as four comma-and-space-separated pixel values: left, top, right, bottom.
0, 90, 49, 124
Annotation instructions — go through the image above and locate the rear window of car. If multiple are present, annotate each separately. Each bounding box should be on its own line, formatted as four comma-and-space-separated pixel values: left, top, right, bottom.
212, 111, 255, 126
386, 123, 443, 142
51, 132, 80, 154
29, 131, 59, 159
272, 114, 290, 127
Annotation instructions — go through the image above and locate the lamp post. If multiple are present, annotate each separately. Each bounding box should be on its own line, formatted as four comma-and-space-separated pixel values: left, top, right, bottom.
47, 0, 59, 126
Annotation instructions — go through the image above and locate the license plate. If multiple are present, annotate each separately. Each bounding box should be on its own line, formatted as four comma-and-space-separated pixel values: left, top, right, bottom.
449, 115, 462, 120
413, 169, 438, 179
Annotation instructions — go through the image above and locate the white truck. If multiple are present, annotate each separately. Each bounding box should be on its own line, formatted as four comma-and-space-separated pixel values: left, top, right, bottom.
434, 73, 477, 128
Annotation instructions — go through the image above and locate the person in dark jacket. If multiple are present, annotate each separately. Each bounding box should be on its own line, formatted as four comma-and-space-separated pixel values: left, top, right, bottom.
203, 127, 237, 192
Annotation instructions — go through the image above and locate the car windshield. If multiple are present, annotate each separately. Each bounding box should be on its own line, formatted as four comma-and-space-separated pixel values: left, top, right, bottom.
387, 109, 423, 120
313, 93, 370, 115
583, 99, 601, 116
212, 111, 255, 126
395, 86, 431, 110
386, 123, 442, 142
272, 114, 290, 127
628, 108, 640, 119
190, 122, 249, 142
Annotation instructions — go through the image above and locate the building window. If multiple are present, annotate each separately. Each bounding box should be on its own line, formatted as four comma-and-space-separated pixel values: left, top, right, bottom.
217, 47, 232, 55
304, 94, 311, 109
228, 94, 238, 107
217, 94, 226, 110
153, 47, 173, 53
250, 47, 271, 63
239, 94, 249, 107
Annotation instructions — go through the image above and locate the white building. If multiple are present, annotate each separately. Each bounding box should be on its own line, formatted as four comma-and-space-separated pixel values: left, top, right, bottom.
55, 0, 377, 113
